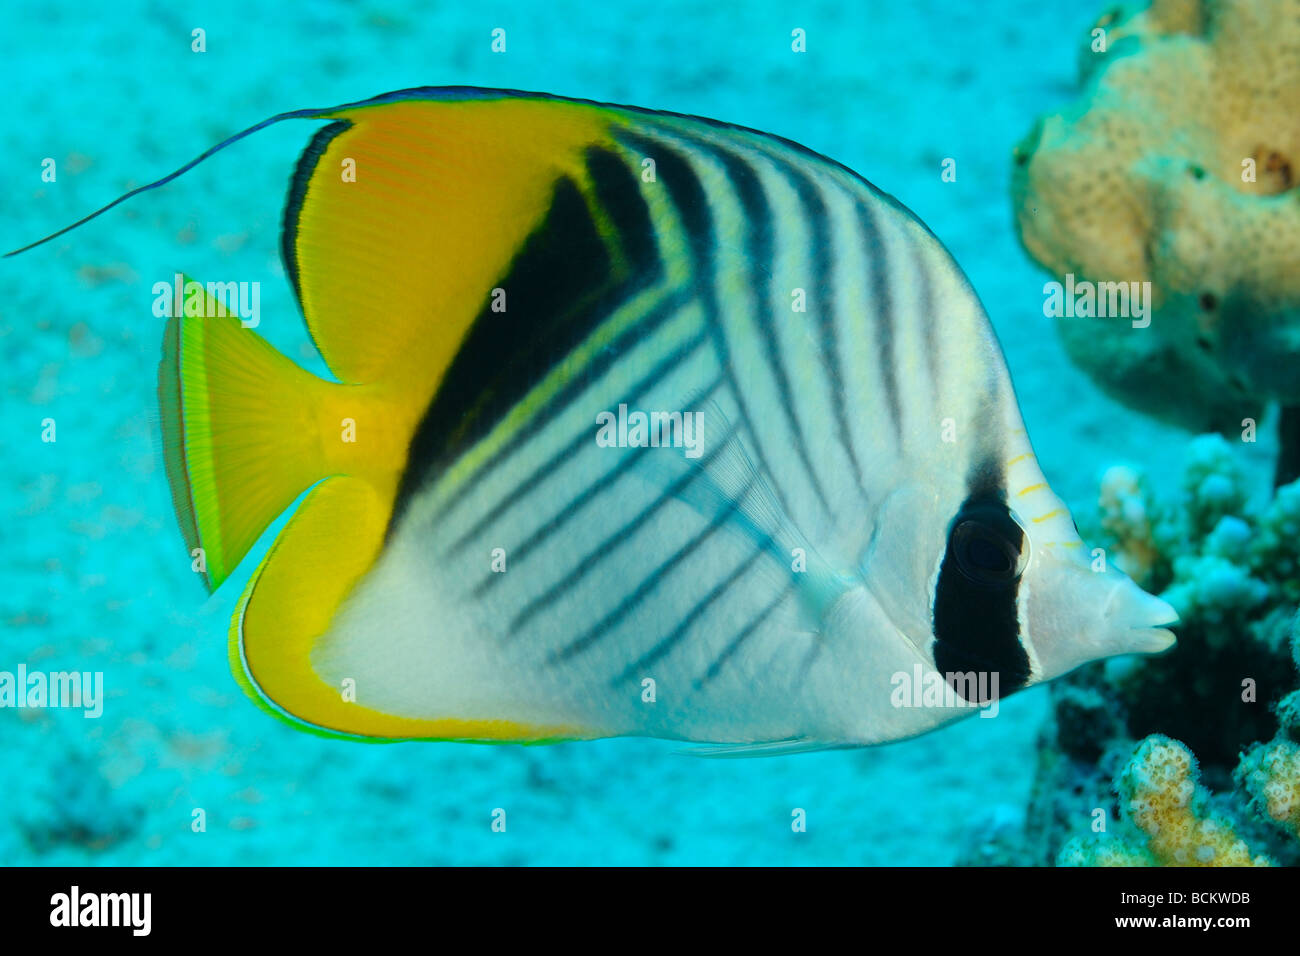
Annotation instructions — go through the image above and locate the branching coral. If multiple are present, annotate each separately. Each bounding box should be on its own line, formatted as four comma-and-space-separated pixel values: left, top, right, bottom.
1234, 631, 1300, 839
1095, 436, 1294, 765
1099, 465, 1161, 583
1057, 623, 1300, 865
1237, 739, 1300, 838
991, 437, 1300, 867
1011, 0, 1300, 435
1060, 735, 1272, 866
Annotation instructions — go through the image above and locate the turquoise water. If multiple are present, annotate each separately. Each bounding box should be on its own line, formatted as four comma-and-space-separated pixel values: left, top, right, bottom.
1, 0, 1274, 865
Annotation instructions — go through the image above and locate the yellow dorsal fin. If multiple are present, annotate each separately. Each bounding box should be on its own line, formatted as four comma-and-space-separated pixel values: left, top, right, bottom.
284, 95, 618, 388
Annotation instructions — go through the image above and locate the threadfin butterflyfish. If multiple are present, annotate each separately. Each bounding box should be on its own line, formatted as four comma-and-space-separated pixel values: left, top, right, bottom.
10, 87, 1179, 752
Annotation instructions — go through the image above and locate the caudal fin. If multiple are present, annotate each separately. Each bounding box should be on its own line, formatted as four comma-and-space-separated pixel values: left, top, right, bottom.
158, 282, 341, 590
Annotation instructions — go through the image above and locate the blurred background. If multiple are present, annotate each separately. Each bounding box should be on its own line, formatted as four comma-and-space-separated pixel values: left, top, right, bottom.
0, 0, 1276, 865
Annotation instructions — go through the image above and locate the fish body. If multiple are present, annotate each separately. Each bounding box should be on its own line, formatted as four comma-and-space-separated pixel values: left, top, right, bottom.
12, 88, 1178, 749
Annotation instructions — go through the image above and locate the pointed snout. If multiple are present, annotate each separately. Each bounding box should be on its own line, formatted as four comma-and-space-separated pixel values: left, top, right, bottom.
1101, 574, 1179, 654
1023, 547, 1179, 681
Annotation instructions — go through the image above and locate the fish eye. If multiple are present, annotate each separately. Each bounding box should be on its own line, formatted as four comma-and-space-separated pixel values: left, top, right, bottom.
950, 509, 1027, 587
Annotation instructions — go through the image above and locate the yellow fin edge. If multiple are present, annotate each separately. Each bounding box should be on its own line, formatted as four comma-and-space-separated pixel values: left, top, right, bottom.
226, 477, 583, 743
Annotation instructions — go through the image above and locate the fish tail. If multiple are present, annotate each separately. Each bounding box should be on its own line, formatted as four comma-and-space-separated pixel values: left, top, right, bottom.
158, 280, 401, 593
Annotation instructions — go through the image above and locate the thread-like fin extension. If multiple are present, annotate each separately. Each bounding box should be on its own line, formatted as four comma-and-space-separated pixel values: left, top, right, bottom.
4, 106, 335, 257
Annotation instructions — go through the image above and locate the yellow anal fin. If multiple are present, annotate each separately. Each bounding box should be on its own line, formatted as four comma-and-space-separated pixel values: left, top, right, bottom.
233, 475, 575, 742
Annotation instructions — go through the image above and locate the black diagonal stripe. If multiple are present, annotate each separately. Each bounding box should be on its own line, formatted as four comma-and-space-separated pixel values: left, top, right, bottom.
387, 176, 613, 533
474, 374, 725, 607
506, 413, 739, 631
614, 540, 771, 685
445, 298, 699, 558
426, 156, 681, 534
702, 142, 834, 517
698, 582, 796, 687
547, 468, 760, 665
389, 146, 661, 537
462, 342, 717, 592
586, 144, 659, 278
622, 130, 794, 517
857, 202, 904, 446
775, 162, 869, 503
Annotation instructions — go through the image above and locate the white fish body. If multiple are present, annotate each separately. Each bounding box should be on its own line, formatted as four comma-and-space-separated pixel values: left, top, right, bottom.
12, 88, 1178, 748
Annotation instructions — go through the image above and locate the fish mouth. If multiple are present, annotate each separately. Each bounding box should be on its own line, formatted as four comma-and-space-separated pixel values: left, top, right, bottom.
1126, 623, 1178, 653
1102, 580, 1179, 653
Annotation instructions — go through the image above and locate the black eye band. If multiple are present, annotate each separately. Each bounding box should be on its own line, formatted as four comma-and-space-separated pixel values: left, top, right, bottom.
932, 493, 1032, 701
949, 501, 1027, 588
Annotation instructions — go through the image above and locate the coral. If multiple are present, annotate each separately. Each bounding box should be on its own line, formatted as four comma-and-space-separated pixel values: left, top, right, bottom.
1058, 838, 1155, 867
1177, 433, 1249, 540
1251, 480, 1300, 605
987, 436, 1300, 867
1096, 436, 1295, 764
1279, 688, 1300, 740
1237, 739, 1300, 838
1007, 671, 1134, 866
1233, 624, 1300, 838
1059, 735, 1272, 865
1099, 465, 1161, 583
1011, 0, 1300, 434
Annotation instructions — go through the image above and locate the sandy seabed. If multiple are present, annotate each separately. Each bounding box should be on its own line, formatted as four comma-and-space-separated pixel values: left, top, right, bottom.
0, 0, 1275, 865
